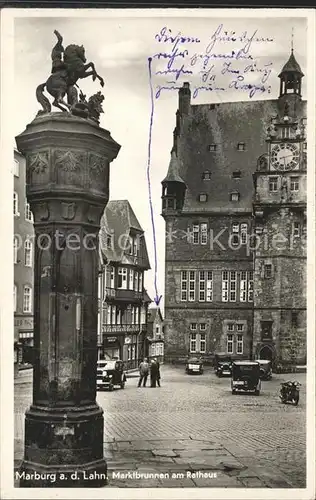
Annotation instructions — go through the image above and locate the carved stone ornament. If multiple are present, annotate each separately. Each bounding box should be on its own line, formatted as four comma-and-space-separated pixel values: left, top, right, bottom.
37, 202, 50, 221
61, 202, 77, 220
55, 150, 84, 172
29, 152, 49, 174
89, 154, 105, 178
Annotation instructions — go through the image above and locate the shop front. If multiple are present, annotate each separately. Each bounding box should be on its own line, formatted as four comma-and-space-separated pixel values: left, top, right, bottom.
14, 316, 34, 367
101, 335, 122, 360
123, 334, 139, 369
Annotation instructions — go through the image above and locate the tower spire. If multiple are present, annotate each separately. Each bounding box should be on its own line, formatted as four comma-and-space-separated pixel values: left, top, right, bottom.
291, 27, 294, 52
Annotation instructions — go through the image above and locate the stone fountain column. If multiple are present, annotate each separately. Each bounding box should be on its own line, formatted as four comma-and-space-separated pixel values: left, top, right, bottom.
15, 112, 120, 487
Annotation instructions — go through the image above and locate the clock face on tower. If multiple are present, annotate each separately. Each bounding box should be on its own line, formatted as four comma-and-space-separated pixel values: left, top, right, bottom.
270, 143, 300, 171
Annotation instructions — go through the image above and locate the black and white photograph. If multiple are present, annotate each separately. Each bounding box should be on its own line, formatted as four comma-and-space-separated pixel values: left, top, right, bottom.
0, 7, 315, 499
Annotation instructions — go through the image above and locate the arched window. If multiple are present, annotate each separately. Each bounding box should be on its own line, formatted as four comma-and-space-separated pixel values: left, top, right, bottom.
24, 240, 33, 267
23, 286, 32, 313
14, 236, 19, 264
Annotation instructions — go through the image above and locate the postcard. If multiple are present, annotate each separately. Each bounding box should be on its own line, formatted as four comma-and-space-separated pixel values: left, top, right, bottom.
0, 7, 315, 500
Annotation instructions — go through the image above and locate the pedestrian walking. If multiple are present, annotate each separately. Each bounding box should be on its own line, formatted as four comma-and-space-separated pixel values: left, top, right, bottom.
138, 358, 149, 387
150, 358, 158, 387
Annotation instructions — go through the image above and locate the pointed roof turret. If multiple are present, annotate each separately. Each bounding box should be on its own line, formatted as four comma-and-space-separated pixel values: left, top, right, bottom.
162, 150, 186, 184
278, 49, 304, 78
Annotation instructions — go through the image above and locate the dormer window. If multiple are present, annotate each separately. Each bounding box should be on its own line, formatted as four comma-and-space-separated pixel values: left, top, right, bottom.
232, 170, 241, 179
230, 191, 240, 202
208, 144, 217, 152
202, 171, 211, 181
237, 142, 246, 151
199, 193, 208, 203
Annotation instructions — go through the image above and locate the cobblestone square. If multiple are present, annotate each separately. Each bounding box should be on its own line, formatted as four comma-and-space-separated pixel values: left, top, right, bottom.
14, 365, 306, 488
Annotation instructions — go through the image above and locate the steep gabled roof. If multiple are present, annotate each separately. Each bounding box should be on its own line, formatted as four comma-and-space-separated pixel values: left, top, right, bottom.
148, 307, 164, 323
99, 200, 150, 269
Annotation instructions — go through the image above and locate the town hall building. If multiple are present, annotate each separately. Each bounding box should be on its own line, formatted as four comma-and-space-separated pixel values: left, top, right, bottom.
161, 50, 307, 366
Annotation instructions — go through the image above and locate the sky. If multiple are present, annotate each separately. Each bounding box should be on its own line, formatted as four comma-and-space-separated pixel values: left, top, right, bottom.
12, 12, 308, 310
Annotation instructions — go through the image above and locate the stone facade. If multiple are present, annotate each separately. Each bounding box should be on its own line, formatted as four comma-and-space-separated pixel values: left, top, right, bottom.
161, 51, 307, 366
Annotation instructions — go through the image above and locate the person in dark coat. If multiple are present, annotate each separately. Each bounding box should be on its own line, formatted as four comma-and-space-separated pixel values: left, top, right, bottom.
138, 358, 149, 387
150, 359, 158, 387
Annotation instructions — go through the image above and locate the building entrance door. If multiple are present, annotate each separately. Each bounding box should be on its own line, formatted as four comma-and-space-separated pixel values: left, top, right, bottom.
259, 344, 273, 361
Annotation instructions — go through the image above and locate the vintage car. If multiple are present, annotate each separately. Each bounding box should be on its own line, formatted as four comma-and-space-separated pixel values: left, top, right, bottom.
185, 357, 204, 375
214, 353, 232, 377
256, 359, 273, 380
96, 359, 127, 391
231, 361, 261, 395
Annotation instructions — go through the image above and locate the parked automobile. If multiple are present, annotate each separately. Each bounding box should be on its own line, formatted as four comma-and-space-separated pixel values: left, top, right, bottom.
185, 357, 204, 375
231, 361, 261, 395
214, 353, 232, 377
256, 359, 273, 380
96, 359, 127, 391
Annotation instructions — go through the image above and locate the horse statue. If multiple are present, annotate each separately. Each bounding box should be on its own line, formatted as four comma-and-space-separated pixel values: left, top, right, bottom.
36, 30, 104, 114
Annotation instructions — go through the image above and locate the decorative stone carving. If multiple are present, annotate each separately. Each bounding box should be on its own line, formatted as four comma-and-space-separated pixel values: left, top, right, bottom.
89, 153, 106, 178
55, 150, 84, 172
61, 202, 77, 220
37, 202, 50, 221
29, 152, 49, 173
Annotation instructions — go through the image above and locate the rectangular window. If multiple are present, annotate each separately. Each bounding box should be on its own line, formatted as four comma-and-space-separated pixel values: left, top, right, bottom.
227, 324, 234, 332
230, 192, 240, 202
236, 334, 243, 354
110, 267, 115, 288
206, 271, 213, 302
200, 323, 206, 330
200, 333, 206, 353
23, 286, 32, 313
190, 333, 197, 353
190, 323, 197, 331
237, 142, 246, 151
241, 223, 248, 244
240, 271, 247, 302
232, 170, 241, 179
199, 193, 208, 203
189, 271, 195, 302
111, 305, 116, 324
227, 334, 233, 354
117, 308, 122, 325
222, 271, 228, 302
202, 171, 211, 180
129, 269, 134, 290
208, 144, 217, 152
25, 202, 33, 222
13, 192, 19, 216
181, 271, 188, 301
135, 307, 139, 324
139, 273, 143, 292
133, 237, 138, 256
293, 222, 300, 238
14, 159, 19, 177
133, 271, 138, 291
199, 271, 205, 301
118, 268, 127, 289
264, 264, 272, 279
248, 271, 254, 302
269, 177, 278, 192
107, 306, 111, 324
229, 271, 237, 302
290, 176, 299, 191
192, 225, 199, 244
127, 346, 131, 361
281, 127, 290, 139
24, 240, 32, 267
236, 324, 244, 332
232, 223, 239, 233
200, 223, 208, 245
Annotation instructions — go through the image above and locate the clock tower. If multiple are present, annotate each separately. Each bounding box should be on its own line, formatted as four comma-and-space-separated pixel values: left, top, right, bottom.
252, 49, 307, 366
